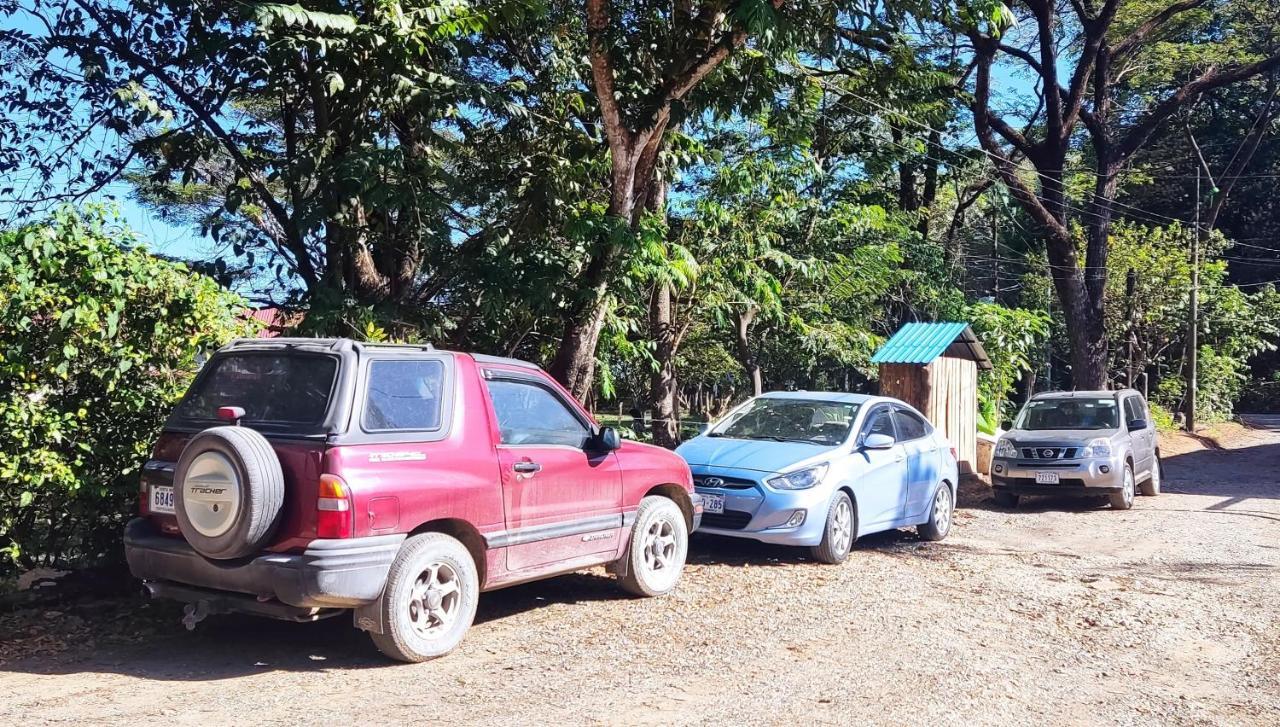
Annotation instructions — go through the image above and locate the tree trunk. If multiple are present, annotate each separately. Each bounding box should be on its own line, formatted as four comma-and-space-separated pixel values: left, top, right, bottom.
733, 306, 763, 396
648, 282, 679, 448
644, 179, 680, 448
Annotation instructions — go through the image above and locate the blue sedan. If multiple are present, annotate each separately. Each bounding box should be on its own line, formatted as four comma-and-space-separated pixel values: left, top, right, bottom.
676, 392, 958, 563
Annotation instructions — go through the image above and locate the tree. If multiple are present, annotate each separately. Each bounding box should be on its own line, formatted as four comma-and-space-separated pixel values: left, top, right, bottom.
960, 0, 1280, 388
0, 206, 250, 573
546, 0, 805, 400
3, 0, 497, 311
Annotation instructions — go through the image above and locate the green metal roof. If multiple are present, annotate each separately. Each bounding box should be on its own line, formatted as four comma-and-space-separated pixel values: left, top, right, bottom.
871, 322, 993, 370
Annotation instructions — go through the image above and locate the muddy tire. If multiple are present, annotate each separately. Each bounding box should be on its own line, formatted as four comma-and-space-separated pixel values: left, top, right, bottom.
810, 491, 855, 565
1110, 464, 1136, 510
370, 533, 479, 663
173, 426, 284, 560
618, 496, 689, 597
917, 483, 954, 542
1139, 456, 1162, 496
992, 490, 1019, 509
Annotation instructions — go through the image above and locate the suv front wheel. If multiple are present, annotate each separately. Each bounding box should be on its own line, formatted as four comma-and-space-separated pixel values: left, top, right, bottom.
371, 532, 479, 663
618, 496, 689, 597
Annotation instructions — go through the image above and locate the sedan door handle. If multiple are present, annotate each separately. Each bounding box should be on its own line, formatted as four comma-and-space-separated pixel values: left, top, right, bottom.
513, 461, 542, 474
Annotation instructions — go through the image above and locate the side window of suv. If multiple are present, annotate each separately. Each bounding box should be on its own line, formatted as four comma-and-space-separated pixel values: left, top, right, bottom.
892, 408, 931, 441
1123, 396, 1144, 426
861, 407, 897, 442
363, 359, 445, 431
485, 378, 590, 448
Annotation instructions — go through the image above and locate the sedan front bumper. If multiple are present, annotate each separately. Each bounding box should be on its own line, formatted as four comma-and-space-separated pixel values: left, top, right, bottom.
693, 469, 835, 547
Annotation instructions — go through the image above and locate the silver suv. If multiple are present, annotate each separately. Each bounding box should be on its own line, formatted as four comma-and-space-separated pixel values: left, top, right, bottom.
990, 389, 1162, 510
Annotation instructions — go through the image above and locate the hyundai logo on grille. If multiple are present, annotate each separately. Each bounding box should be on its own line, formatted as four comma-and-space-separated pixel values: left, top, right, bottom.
701, 477, 724, 488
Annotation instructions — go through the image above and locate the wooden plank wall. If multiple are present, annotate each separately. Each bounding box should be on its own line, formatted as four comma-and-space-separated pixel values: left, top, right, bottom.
878, 357, 978, 474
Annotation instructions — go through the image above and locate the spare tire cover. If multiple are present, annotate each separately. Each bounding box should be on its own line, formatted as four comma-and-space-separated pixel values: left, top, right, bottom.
173, 426, 285, 560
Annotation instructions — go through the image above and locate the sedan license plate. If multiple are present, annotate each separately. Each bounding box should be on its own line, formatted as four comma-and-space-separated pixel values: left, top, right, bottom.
150, 485, 175, 514
1034, 471, 1061, 485
702, 493, 725, 514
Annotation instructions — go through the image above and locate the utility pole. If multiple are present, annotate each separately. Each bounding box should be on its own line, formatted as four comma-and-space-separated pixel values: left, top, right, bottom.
1125, 269, 1137, 389
991, 211, 1000, 298
1185, 168, 1200, 432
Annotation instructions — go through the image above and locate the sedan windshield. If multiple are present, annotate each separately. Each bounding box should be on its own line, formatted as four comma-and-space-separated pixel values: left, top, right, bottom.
1016, 398, 1119, 431
710, 398, 860, 445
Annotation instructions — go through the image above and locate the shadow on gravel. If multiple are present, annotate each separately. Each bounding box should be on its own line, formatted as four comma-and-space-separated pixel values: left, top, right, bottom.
689, 528, 929, 567
0, 571, 635, 681
1160, 442, 1280, 503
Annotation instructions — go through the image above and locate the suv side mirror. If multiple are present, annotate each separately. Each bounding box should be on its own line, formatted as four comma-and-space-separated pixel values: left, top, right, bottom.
1000, 419, 1014, 431
591, 426, 622, 452
1127, 418, 1148, 431
862, 433, 895, 450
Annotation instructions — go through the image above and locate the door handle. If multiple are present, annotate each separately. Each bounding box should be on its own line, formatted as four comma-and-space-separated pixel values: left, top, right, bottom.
513, 461, 542, 474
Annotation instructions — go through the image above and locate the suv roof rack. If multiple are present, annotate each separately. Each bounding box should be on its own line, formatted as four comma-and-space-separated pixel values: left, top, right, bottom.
222, 338, 436, 353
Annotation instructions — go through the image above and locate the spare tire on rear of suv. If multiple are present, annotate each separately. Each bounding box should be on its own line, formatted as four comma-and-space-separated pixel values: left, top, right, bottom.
173, 426, 285, 560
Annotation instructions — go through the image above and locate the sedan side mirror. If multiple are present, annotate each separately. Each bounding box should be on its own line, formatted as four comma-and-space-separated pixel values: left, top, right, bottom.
1127, 419, 1148, 431
862, 433, 895, 450
591, 426, 622, 452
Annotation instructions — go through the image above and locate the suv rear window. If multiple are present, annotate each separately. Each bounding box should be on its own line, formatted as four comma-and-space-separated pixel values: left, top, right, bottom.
363, 360, 446, 431
173, 353, 337, 427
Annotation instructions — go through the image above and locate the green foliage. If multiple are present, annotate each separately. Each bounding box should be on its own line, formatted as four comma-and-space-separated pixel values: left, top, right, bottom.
967, 301, 1051, 422
0, 207, 250, 574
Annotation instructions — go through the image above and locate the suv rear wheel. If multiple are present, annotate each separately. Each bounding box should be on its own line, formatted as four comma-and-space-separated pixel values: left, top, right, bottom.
1139, 456, 1162, 496
371, 533, 479, 663
618, 496, 688, 597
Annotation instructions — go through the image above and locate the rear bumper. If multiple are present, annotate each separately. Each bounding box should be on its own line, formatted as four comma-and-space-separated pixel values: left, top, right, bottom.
123, 518, 404, 609
689, 492, 704, 532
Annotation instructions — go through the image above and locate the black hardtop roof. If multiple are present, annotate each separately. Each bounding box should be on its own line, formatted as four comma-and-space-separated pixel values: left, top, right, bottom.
219, 337, 540, 369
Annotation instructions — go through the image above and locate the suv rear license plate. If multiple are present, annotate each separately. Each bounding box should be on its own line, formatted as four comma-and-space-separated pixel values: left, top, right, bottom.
702, 493, 725, 514
150, 485, 175, 514
1035, 472, 1060, 485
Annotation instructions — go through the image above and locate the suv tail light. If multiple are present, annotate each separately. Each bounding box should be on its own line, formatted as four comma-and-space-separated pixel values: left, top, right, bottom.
316, 474, 353, 538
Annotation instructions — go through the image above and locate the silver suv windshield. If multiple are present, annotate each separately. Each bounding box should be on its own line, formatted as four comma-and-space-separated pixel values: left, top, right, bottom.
1016, 398, 1119, 431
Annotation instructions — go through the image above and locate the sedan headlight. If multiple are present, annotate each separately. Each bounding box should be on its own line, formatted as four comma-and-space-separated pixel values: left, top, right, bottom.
767, 463, 829, 490
1081, 438, 1113, 458
994, 438, 1018, 459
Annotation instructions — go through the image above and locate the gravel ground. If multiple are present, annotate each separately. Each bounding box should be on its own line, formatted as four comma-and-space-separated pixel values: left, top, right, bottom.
2, 424, 1278, 725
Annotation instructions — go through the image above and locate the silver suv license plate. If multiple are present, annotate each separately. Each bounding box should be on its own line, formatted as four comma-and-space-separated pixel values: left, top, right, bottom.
1035, 472, 1060, 485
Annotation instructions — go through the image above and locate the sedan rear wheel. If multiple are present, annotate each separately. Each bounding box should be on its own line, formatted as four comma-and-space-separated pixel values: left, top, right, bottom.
810, 492, 855, 565
917, 484, 953, 541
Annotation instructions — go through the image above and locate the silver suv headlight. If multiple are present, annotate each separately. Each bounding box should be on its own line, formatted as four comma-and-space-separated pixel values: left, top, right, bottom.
994, 438, 1018, 459
1080, 438, 1113, 458
767, 463, 829, 490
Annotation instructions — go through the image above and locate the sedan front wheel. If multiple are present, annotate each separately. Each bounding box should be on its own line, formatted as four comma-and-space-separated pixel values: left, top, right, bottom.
810, 492, 855, 564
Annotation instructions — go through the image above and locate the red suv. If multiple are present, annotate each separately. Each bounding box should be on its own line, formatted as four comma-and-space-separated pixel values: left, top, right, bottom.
124, 338, 701, 662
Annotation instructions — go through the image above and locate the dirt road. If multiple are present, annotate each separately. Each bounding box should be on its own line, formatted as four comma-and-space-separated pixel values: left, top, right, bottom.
3, 424, 1278, 725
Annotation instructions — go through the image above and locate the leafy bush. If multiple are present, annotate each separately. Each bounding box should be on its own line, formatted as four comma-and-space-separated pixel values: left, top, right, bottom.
0, 207, 250, 575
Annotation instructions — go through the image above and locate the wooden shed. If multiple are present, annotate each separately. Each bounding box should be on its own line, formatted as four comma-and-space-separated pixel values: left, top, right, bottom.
871, 322, 992, 475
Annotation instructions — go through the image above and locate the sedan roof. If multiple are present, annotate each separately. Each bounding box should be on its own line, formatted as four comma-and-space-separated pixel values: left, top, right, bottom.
759, 391, 876, 404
